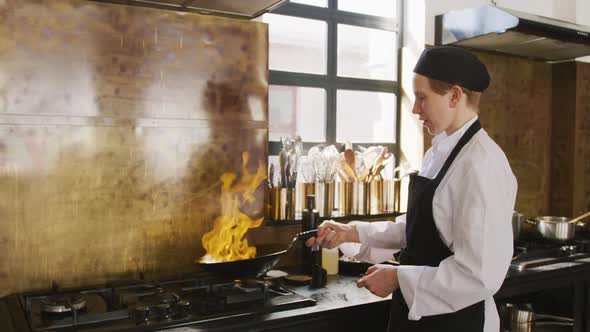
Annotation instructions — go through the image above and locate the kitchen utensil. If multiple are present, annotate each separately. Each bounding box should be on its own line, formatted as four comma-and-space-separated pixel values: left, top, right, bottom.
294, 136, 302, 173
567, 211, 590, 224
344, 148, 355, 175
512, 211, 523, 242
299, 157, 315, 183
285, 161, 291, 188
198, 229, 318, 278
358, 165, 372, 182
309, 145, 339, 183
268, 163, 275, 189
526, 217, 576, 242
526, 213, 589, 242
336, 168, 351, 182
284, 274, 312, 285
288, 152, 298, 188
499, 302, 574, 332
339, 160, 358, 182
279, 148, 288, 188
368, 152, 393, 182
501, 302, 573, 332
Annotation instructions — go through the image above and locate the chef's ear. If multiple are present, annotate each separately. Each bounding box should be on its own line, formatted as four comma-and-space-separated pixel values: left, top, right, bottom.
449, 85, 463, 107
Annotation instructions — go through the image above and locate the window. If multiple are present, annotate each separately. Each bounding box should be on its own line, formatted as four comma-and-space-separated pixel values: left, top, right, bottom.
265, 0, 402, 155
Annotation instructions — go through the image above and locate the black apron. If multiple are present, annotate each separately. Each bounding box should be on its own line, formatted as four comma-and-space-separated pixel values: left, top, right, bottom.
388, 119, 485, 332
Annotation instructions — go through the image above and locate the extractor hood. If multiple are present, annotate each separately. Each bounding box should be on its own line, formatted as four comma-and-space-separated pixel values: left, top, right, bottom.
435, 5, 590, 61
91, 0, 287, 19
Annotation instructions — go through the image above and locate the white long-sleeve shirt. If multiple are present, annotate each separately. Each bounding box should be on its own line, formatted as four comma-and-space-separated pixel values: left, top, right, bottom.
339, 117, 517, 332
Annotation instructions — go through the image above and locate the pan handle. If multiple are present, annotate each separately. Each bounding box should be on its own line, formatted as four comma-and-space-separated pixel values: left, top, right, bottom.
296, 229, 318, 241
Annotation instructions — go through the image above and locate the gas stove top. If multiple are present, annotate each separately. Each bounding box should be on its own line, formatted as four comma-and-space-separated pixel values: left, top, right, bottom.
511, 238, 590, 271
6, 273, 315, 331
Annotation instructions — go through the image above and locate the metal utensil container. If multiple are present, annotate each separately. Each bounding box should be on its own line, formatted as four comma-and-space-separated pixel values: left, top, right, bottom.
315, 182, 334, 217
338, 181, 353, 216
269, 187, 280, 220
369, 180, 383, 214
352, 182, 369, 215
296, 182, 315, 219
382, 179, 400, 213
512, 211, 523, 242
279, 188, 295, 220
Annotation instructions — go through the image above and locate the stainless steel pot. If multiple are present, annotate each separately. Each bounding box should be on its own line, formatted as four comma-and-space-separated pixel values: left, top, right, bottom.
526, 216, 584, 242
512, 211, 523, 242
499, 303, 573, 332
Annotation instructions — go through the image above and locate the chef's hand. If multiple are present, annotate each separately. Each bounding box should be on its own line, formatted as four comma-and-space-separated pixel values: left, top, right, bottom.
304, 220, 359, 249
356, 264, 399, 298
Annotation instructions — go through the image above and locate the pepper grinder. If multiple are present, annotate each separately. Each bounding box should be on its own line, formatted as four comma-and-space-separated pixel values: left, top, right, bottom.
301, 195, 315, 274
302, 195, 326, 288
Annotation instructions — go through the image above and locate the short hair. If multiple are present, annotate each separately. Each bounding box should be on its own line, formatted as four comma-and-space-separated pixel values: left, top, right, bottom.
427, 77, 482, 110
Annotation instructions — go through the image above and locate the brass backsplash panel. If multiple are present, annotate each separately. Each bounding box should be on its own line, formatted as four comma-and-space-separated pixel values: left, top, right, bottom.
576, 63, 590, 215
477, 52, 553, 217
0, 0, 268, 295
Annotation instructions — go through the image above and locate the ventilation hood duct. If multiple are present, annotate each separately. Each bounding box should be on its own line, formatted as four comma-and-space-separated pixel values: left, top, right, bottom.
435, 5, 590, 61
91, 0, 287, 19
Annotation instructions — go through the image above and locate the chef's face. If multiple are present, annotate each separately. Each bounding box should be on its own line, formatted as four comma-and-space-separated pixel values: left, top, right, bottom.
412, 74, 456, 136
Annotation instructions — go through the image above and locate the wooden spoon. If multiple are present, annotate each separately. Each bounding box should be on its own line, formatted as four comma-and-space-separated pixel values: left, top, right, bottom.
568, 211, 590, 224
344, 148, 355, 173
339, 159, 358, 182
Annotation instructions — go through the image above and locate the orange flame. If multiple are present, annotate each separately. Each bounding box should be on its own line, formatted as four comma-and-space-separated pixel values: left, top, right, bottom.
199, 152, 267, 263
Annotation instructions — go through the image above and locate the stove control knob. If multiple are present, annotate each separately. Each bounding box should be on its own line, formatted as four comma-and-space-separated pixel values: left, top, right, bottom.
155, 303, 172, 320
134, 306, 150, 325
176, 300, 191, 318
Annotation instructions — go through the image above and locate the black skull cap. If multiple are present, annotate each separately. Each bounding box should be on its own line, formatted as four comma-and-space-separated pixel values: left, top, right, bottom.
413, 46, 490, 92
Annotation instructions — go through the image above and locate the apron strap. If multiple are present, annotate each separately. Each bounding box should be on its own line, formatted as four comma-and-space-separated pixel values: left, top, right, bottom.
434, 119, 481, 182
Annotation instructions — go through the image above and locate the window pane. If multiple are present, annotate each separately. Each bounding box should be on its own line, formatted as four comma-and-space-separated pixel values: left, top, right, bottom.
269, 86, 326, 142
338, 0, 397, 18
338, 24, 397, 80
336, 90, 396, 143
290, 0, 327, 7
262, 14, 327, 74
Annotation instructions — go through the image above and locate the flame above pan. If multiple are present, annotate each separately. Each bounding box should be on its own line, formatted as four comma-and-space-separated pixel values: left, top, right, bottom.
200, 151, 266, 263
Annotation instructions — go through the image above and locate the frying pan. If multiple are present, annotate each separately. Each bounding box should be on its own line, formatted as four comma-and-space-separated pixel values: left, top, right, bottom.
198, 229, 317, 278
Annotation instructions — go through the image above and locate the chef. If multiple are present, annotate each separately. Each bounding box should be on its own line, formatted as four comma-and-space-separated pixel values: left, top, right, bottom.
306, 46, 517, 332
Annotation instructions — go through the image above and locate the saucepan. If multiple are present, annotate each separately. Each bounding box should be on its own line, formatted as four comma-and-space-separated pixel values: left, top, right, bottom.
198, 229, 317, 278
525, 211, 590, 242
512, 211, 523, 242
499, 303, 573, 332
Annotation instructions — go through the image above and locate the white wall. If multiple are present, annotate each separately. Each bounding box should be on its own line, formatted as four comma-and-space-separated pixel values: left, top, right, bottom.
578, 0, 590, 25
576, 0, 590, 62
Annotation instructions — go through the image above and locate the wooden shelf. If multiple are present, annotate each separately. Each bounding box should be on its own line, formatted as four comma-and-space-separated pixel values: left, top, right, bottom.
264, 212, 403, 226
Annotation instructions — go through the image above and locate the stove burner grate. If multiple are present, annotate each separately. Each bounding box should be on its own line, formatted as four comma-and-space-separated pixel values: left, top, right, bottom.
40, 294, 87, 313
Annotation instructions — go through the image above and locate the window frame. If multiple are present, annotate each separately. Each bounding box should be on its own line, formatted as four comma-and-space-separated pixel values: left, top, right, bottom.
267, 0, 403, 160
